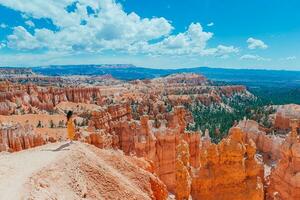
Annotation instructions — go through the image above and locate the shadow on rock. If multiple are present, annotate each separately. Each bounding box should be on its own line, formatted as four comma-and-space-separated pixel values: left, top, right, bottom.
41, 143, 71, 152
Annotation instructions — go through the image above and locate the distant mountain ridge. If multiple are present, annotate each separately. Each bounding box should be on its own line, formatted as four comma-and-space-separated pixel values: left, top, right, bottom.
31, 64, 171, 80
1, 65, 300, 88
28, 65, 300, 87
37, 64, 137, 69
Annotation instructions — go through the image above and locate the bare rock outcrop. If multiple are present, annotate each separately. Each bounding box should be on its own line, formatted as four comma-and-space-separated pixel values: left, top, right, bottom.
118, 107, 200, 192
274, 104, 300, 129
175, 137, 192, 200
0, 122, 45, 152
238, 119, 284, 161
0, 142, 168, 200
87, 106, 200, 193
0, 81, 102, 114
267, 119, 300, 200
191, 127, 264, 200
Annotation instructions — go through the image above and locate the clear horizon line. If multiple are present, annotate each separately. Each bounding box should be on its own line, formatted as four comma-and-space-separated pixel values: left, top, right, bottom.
0, 65, 300, 72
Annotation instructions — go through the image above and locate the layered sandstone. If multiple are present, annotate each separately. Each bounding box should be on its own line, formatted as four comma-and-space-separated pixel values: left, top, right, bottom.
274, 104, 300, 129
164, 73, 208, 85
191, 127, 264, 200
0, 81, 102, 115
86, 104, 267, 200
175, 137, 192, 200
238, 119, 284, 161
0, 72, 268, 199
119, 107, 201, 192
118, 73, 250, 120
0, 122, 45, 152
90, 104, 132, 131
0, 74, 122, 87
86, 105, 200, 193
267, 119, 300, 200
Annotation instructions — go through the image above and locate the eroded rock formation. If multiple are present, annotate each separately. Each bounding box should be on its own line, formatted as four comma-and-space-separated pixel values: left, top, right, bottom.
0, 72, 278, 199
238, 119, 284, 161
6, 142, 169, 200
191, 127, 264, 200
175, 137, 192, 200
86, 106, 200, 193
267, 119, 300, 200
119, 73, 250, 120
274, 104, 300, 129
0, 81, 102, 114
0, 122, 45, 152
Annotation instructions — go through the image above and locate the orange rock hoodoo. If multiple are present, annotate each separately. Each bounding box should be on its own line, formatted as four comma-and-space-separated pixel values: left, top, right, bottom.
86, 105, 200, 193
120, 73, 249, 120
85, 103, 266, 200
191, 127, 264, 200
268, 119, 300, 200
0, 73, 275, 199
175, 137, 192, 200
0, 121, 45, 152
238, 119, 284, 161
0, 81, 102, 115
274, 104, 300, 129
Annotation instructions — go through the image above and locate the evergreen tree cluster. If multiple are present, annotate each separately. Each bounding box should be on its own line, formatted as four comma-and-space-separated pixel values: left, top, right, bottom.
188, 93, 275, 143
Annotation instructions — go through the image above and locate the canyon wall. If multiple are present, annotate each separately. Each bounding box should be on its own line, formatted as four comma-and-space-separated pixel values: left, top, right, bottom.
86, 105, 200, 193
267, 119, 300, 200
238, 119, 284, 161
0, 81, 102, 114
274, 104, 300, 129
0, 73, 278, 199
191, 127, 264, 200
86, 105, 265, 199
0, 122, 45, 152
175, 137, 192, 200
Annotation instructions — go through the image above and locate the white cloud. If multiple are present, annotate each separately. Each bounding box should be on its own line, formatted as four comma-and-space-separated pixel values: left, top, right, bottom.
126, 23, 238, 57
279, 56, 297, 61
247, 37, 268, 49
7, 26, 46, 50
0, 42, 6, 49
198, 45, 238, 58
0, 23, 7, 28
25, 20, 35, 27
286, 56, 296, 60
212, 45, 239, 56
125, 23, 238, 57
0, 0, 237, 58
240, 54, 270, 61
158, 23, 213, 53
1, 0, 173, 52
207, 22, 214, 27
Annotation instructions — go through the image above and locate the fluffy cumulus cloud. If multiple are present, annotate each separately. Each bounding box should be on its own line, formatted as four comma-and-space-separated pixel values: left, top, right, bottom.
7, 26, 53, 50
130, 23, 222, 56
240, 54, 270, 61
0, 0, 238, 57
247, 37, 268, 49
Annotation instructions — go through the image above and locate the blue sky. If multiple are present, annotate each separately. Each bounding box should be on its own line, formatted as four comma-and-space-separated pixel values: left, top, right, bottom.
0, 0, 299, 70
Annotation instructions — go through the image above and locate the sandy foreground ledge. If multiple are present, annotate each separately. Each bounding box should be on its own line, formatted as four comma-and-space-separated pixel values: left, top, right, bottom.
0, 142, 166, 200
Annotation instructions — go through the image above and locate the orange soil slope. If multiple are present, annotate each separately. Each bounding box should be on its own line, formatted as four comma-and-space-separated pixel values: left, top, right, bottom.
0, 142, 168, 200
